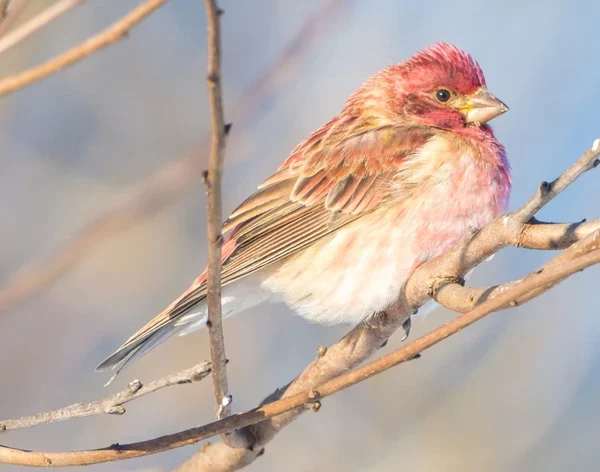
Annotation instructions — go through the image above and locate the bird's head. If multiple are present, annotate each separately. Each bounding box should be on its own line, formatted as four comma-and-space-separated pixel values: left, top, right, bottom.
355, 43, 508, 131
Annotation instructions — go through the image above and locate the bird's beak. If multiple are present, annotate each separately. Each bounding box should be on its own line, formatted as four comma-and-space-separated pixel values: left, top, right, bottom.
463, 88, 509, 124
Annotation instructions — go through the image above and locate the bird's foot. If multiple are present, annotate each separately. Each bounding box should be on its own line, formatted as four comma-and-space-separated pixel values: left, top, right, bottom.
428, 275, 465, 298
401, 317, 412, 341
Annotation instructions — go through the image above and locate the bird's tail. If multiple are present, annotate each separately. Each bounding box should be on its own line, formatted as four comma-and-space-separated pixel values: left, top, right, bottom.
95, 274, 267, 385
95, 304, 207, 385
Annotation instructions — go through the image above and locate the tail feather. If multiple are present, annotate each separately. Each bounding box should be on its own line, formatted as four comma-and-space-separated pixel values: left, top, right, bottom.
95, 336, 147, 373
96, 274, 267, 384
95, 306, 207, 374
96, 322, 188, 385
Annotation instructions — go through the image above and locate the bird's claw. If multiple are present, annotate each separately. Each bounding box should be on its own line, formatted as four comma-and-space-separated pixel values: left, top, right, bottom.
401, 317, 412, 341
468, 225, 480, 237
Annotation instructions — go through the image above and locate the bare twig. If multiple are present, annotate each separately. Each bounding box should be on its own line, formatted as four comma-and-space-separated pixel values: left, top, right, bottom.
431, 228, 600, 313
516, 218, 600, 250
0, 0, 28, 38
0, 0, 10, 23
514, 138, 600, 223
203, 0, 231, 423
0, 141, 597, 468
0, 362, 211, 431
0, 155, 199, 314
0, 0, 165, 97
234, 0, 351, 128
0, 0, 351, 315
0, 0, 83, 56
202, 0, 247, 451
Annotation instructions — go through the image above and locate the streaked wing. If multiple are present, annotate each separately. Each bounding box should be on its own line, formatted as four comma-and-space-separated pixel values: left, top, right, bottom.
97, 118, 433, 372
198, 121, 432, 306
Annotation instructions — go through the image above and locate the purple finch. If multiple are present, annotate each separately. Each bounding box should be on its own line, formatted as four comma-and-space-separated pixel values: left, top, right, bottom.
97, 43, 511, 376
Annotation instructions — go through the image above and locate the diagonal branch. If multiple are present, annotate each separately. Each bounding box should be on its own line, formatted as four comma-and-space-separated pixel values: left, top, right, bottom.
0, 0, 165, 97
0, 362, 211, 432
233, 0, 352, 128
514, 138, 600, 222
0, 0, 84, 56
0, 0, 9, 23
0, 0, 27, 35
431, 227, 600, 313
515, 217, 600, 250
0, 154, 200, 315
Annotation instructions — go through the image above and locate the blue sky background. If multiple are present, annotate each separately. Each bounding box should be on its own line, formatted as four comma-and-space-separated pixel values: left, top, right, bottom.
1, 1, 600, 470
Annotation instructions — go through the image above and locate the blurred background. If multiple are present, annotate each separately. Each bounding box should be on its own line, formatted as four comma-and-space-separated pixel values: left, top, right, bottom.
1, 1, 600, 470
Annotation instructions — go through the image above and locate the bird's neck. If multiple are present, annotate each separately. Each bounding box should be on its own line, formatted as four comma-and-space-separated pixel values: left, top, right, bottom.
453, 125, 510, 174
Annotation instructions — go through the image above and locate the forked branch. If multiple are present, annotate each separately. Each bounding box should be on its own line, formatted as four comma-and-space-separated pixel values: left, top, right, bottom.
0, 363, 211, 432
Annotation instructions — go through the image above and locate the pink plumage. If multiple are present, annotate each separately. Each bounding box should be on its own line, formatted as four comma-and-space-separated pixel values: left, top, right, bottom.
97, 43, 511, 376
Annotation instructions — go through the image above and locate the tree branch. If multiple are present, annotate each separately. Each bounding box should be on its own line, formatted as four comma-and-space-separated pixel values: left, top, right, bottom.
0, 0, 165, 97
516, 218, 600, 250
514, 138, 600, 222
0, 363, 211, 432
0, 140, 597, 468
432, 226, 600, 313
203, 0, 234, 437
0, 0, 83, 56
0, 0, 10, 23
232, 0, 351, 128
0, 153, 200, 315
0, 0, 29, 38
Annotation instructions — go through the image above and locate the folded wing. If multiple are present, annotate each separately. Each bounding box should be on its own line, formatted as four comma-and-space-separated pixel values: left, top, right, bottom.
96, 117, 433, 375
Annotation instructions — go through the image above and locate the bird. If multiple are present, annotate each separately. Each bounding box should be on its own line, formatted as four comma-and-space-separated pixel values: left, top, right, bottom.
96, 43, 511, 379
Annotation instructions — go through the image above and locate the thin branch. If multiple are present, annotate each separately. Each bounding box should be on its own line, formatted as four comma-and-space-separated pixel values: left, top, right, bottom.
0, 0, 10, 23
233, 0, 351, 127
0, 239, 599, 467
0, 362, 211, 432
517, 218, 600, 250
514, 138, 600, 222
0, 155, 199, 314
203, 0, 232, 426
0, 0, 351, 315
0, 0, 28, 38
0, 0, 165, 97
0, 141, 597, 468
0, 0, 84, 56
432, 228, 600, 313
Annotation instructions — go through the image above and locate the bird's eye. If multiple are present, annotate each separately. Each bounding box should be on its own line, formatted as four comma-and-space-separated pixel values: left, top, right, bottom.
436, 89, 451, 102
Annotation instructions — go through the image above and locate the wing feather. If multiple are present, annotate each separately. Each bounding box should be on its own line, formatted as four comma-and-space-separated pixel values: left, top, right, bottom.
97, 118, 434, 373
